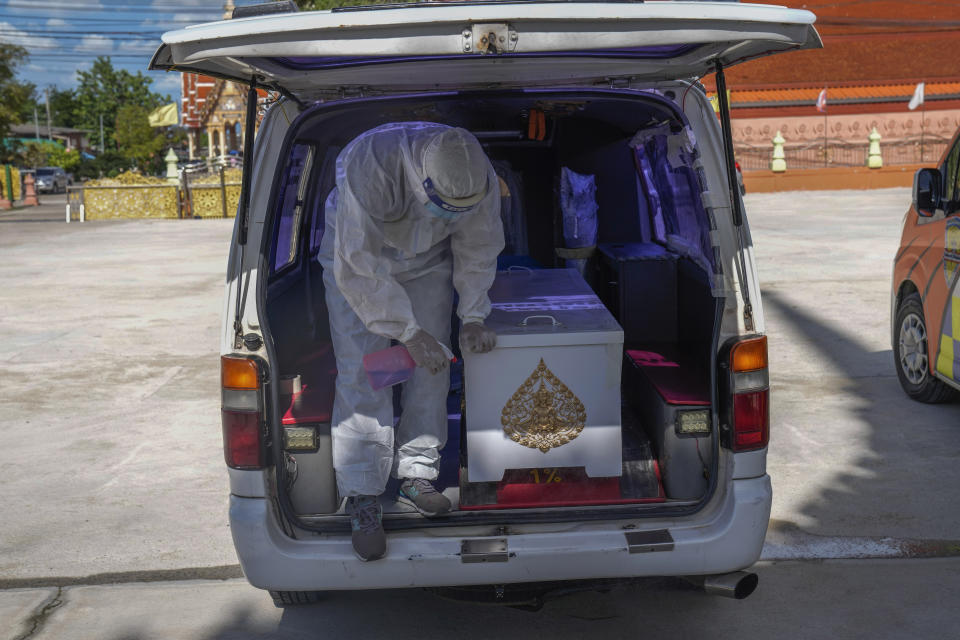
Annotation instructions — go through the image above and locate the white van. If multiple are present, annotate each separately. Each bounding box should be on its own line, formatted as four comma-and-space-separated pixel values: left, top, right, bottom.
152, 1, 820, 607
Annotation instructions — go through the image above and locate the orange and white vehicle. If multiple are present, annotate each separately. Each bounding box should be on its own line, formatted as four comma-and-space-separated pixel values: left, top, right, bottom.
892, 129, 960, 402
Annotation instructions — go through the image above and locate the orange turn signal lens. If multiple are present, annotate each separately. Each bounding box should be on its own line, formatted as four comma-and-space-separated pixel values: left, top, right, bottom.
731, 336, 768, 373
221, 356, 259, 390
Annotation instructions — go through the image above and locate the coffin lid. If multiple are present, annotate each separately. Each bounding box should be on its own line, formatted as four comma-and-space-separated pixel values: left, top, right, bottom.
483, 268, 623, 348
149, 1, 821, 100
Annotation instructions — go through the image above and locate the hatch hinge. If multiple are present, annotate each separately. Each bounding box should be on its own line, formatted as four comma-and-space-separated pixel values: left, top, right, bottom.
461, 538, 509, 563
625, 529, 675, 554
338, 86, 371, 99
463, 23, 517, 55
606, 77, 633, 89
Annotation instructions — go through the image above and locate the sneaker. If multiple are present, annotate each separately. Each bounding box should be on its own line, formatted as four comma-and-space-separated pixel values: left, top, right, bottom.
398, 478, 452, 517
346, 496, 386, 562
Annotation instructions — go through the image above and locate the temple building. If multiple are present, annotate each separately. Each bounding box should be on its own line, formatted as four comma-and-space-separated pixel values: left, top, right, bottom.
179, 0, 265, 160
721, 0, 960, 169
179, 0, 960, 169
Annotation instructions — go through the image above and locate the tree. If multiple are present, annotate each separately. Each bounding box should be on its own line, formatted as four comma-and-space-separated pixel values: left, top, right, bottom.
0, 43, 37, 163
46, 87, 82, 130
75, 151, 129, 181
115, 105, 165, 172
21, 141, 80, 171
73, 57, 168, 152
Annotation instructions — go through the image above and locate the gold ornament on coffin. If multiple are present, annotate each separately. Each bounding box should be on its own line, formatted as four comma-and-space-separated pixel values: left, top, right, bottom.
501, 359, 586, 453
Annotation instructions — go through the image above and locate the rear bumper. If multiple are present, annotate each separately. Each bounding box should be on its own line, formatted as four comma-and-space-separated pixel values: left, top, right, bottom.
229, 475, 771, 591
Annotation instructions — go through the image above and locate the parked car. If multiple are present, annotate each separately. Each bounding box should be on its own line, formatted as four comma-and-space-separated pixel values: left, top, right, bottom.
34, 167, 68, 194
891, 128, 960, 403
151, 0, 821, 607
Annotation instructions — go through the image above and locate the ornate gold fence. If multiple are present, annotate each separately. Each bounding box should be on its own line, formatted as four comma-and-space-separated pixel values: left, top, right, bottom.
67, 167, 243, 220
75, 184, 180, 219
1, 165, 22, 201
186, 182, 241, 218
182, 166, 241, 218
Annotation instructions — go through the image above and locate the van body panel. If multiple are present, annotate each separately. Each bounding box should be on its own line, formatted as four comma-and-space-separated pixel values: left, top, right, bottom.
229, 475, 770, 591
221, 100, 300, 356
732, 449, 767, 480
151, 2, 820, 99
229, 468, 267, 498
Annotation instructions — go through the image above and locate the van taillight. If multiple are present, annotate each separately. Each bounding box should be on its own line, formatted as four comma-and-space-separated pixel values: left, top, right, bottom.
733, 390, 769, 449
727, 336, 770, 452
221, 356, 265, 469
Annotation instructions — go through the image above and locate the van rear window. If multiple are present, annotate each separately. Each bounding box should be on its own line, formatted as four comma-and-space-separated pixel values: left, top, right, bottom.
271, 143, 315, 273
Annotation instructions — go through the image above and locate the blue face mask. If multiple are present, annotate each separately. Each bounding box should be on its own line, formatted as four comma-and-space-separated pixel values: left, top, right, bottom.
424, 200, 461, 221
422, 177, 482, 221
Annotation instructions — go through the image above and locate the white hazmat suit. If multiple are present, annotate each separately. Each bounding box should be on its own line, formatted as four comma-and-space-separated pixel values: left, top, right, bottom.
317, 122, 505, 498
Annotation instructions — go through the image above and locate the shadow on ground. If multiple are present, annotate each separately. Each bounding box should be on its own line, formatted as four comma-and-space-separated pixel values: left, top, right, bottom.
762, 289, 960, 540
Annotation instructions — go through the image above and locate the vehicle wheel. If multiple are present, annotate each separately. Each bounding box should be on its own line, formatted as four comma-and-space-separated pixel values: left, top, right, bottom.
269, 590, 322, 608
894, 293, 958, 403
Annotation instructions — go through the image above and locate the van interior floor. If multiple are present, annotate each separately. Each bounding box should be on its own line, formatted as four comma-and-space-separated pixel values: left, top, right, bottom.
309, 374, 666, 518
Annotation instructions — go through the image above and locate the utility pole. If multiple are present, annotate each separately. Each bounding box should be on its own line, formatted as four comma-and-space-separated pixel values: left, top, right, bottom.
44, 87, 52, 141
34, 107, 40, 141
100, 114, 104, 153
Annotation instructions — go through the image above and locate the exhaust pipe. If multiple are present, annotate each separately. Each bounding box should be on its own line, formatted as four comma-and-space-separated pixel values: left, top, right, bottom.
686, 571, 759, 599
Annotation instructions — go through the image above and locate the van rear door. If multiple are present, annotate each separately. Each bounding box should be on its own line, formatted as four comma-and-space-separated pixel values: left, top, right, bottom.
150, 1, 821, 100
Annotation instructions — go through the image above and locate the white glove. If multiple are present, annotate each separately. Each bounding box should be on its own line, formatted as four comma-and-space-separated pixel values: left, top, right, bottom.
403, 330, 450, 375
460, 322, 497, 354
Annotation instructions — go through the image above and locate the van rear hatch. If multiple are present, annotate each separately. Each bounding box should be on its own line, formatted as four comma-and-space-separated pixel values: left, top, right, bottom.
150, 1, 820, 100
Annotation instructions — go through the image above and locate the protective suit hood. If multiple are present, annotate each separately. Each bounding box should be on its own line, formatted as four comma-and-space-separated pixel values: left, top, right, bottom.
421, 127, 490, 211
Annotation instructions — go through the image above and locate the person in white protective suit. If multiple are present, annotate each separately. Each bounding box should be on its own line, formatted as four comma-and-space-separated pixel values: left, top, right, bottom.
317, 122, 504, 561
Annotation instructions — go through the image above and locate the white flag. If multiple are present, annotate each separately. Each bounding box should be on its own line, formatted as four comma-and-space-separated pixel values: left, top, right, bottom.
816, 88, 827, 113
908, 82, 925, 110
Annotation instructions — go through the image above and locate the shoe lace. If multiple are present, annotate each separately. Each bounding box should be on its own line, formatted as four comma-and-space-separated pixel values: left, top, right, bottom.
410, 478, 438, 495
350, 497, 381, 534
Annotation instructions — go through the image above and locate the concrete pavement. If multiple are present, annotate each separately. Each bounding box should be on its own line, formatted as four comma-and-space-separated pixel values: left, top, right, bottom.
0, 196, 238, 579
4, 558, 959, 639
2, 189, 960, 637
751, 188, 960, 544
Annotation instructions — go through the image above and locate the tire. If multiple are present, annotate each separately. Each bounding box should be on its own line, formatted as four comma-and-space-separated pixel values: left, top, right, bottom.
269, 590, 322, 608
894, 293, 958, 403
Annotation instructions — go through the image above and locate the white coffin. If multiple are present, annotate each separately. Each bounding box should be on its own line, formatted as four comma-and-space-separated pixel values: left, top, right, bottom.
464, 268, 624, 482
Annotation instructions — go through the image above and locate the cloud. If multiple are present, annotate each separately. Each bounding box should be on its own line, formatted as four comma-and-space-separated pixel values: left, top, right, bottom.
139, 5, 225, 30
22, 59, 90, 91
117, 39, 157, 54
0, 0, 103, 17
151, 71, 182, 98
0, 21, 57, 49
75, 34, 114, 54
46, 18, 68, 28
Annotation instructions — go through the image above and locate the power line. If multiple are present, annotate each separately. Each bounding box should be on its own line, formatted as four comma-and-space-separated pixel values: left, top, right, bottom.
25, 53, 153, 58
16, 44, 154, 51
0, 31, 161, 39
0, 27, 165, 35
2, 1, 229, 13
7, 0, 261, 6
0, 14, 215, 23
0, 29, 160, 40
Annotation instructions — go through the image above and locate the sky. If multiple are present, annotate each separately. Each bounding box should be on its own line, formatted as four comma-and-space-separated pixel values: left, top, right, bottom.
0, 0, 264, 103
